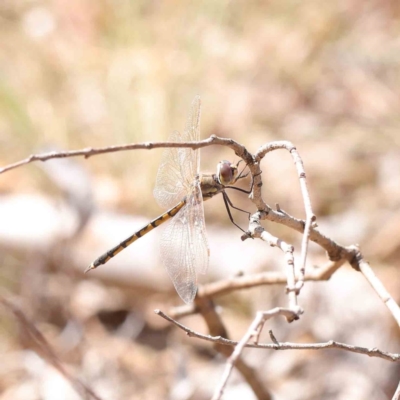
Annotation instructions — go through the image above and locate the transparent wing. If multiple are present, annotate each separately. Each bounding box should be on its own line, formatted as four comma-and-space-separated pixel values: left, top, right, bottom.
153, 130, 188, 208
181, 95, 201, 180
160, 182, 209, 303
153, 96, 201, 209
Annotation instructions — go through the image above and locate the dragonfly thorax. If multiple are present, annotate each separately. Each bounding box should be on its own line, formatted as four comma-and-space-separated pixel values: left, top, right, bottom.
199, 173, 225, 201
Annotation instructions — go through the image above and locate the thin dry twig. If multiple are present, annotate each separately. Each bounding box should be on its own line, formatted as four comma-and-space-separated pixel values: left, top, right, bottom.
357, 255, 400, 328
211, 307, 303, 400
244, 211, 299, 314
0, 295, 102, 400
155, 309, 400, 362
0, 136, 252, 175
170, 259, 346, 320
254, 141, 316, 292
196, 259, 346, 300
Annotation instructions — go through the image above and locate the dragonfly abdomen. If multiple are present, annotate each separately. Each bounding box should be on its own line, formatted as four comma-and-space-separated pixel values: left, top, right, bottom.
86, 200, 186, 272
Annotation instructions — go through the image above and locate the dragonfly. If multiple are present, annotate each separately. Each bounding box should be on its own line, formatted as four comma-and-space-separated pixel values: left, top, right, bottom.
86, 96, 250, 303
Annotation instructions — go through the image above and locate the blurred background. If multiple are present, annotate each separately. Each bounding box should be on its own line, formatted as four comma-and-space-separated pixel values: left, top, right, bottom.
1, 0, 400, 399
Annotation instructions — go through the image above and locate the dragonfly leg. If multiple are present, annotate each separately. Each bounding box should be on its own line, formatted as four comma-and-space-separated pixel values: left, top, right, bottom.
238, 163, 250, 180
227, 162, 261, 195
229, 169, 262, 194
223, 191, 251, 217
222, 191, 248, 233
225, 185, 251, 195
233, 160, 250, 182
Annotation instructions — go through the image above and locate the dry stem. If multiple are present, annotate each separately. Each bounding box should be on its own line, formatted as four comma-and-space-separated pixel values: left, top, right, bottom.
155, 309, 400, 362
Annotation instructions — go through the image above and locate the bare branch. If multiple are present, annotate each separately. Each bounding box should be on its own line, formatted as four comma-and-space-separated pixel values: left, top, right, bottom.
211, 307, 302, 400
254, 141, 316, 292
155, 309, 400, 362
245, 211, 299, 314
0, 135, 253, 175
167, 260, 349, 321
195, 260, 345, 302
357, 256, 400, 328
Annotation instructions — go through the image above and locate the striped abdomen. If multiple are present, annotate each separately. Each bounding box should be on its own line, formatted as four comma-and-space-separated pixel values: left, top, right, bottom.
86, 200, 185, 272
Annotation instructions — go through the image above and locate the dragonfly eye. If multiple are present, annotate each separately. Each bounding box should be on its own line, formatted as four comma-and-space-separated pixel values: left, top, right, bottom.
217, 160, 236, 185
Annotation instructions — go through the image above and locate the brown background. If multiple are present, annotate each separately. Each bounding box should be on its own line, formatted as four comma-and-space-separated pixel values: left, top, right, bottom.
1, 1, 400, 399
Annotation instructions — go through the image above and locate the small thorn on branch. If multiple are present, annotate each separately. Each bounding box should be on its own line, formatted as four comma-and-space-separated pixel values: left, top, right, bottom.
241, 231, 253, 241
269, 330, 280, 346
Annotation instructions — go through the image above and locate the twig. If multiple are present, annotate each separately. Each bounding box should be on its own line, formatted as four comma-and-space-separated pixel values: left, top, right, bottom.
357, 255, 400, 328
288, 147, 315, 289
0, 295, 102, 400
196, 259, 346, 300
0, 136, 252, 175
155, 309, 400, 362
169, 259, 348, 323
244, 211, 299, 316
211, 307, 302, 400
261, 206, 347, 262
255, 142, 316, 292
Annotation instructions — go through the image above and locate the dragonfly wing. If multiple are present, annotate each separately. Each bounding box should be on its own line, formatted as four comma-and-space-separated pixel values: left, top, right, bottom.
160, 186, 209, 303
154, 130, 188, 209
181, 95, 201, 182
153, 96, 201, 208
187, 183, 209, 276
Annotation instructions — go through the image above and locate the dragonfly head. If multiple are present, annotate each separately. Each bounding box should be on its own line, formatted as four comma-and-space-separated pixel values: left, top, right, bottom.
217, 160, 240, 186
